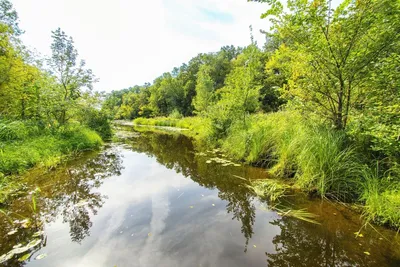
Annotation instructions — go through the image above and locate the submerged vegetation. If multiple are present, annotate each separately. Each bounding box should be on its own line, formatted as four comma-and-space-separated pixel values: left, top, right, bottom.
105, 0, 400, 230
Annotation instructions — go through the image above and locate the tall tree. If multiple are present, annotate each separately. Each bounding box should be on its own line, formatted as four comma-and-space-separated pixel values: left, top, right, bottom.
193, 65, 215, 114
253, 0, 400, 129
48, 28, 97, 124
0, 0, 22, 36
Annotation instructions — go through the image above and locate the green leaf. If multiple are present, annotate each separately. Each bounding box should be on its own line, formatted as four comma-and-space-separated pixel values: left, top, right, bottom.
18, 253, 31, 262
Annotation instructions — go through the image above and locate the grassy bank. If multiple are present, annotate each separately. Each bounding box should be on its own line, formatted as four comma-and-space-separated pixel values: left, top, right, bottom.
132, 112, 400, 230
134, 116, 214, 142
0, 121, 103, 203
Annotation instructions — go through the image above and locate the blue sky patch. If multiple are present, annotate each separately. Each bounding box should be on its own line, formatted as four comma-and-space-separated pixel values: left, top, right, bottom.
198, 7, 235, 24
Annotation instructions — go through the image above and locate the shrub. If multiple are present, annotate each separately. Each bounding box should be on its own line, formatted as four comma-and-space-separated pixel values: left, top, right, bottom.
0, 121, 28, 141
82, 109, 113, 140
169, 109, 183, 119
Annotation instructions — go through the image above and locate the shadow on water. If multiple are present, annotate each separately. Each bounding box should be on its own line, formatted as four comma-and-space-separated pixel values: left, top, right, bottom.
0, 126, 400, 266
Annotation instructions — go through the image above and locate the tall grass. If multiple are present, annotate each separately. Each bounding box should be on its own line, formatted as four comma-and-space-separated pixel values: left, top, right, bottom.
0, 125, 102, 176
133, 116, 214, 143
221, 112, 364, 201
361, 166, 400, 230
131, 111, 400, 230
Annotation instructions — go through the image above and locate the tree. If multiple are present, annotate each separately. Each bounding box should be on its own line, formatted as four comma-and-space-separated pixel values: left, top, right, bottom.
48, 28, 97, 125
253, 0, 400, 129
0, 0, 22, 36
215, 44, 263, 125
193, 65, 215, 114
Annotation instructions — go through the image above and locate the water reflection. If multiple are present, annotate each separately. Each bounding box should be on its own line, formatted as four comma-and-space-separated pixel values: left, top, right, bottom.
42, 148, 123, 243
1, 128, 400, 266
125, 130, 257, 251
0, 147, 123, 263
265, 196, 400, 267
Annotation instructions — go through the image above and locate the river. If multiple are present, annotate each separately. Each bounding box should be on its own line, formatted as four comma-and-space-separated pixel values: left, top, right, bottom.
1, 126, 400, 266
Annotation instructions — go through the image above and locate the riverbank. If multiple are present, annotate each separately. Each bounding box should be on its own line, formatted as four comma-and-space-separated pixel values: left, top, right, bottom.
1, 129, 399, 265
0, 122, 104, 204
133, 112, 400, 231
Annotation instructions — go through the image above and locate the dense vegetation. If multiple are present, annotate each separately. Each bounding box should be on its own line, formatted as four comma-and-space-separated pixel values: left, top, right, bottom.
0, 1, 111, 202
104, 0, 400, 230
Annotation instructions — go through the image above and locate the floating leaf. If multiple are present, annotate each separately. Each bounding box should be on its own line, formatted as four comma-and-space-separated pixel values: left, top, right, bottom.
7, 230, 17, 235
206, 160, 212, 164
35, 253, 47, 260
253, 245, 257, 248
13, 244, 22, 249
0, 252, 14, 264
364, 251, 370, 256
189, 206, 194, 209
147, 233, 152, 237
212, 204, 215, 206
0, 239, 41, 264
18, 253, 31, 262
32, 231, 45, 238
354, 232, 364, 238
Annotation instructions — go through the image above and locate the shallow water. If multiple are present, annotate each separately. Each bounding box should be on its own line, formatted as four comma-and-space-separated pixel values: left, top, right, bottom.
1, 128, 400, 266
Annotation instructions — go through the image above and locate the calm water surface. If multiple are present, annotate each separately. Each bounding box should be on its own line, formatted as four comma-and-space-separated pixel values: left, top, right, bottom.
1, 127, 400, 266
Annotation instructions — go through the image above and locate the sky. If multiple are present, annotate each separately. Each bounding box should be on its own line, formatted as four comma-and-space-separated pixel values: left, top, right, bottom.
12, 0, 270, 92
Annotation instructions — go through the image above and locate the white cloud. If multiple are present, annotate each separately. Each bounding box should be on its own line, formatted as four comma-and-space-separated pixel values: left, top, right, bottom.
12, 0, 270, 92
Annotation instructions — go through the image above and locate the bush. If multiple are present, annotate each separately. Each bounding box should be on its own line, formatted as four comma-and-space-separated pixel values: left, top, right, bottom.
0, 121, 28, 141
58, 126, 103, 151
82, 109, 113, 140
169, 109, 183, 119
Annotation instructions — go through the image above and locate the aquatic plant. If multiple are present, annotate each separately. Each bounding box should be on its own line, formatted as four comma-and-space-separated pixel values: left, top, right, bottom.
247, 179, 290, 202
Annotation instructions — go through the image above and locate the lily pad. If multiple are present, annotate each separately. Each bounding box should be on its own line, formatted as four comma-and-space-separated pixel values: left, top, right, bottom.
13, 244, 22, 249
18, 253, 31, 262
35, 253, 47, 260
32, 231, 45, 238
7, 229, 18, 235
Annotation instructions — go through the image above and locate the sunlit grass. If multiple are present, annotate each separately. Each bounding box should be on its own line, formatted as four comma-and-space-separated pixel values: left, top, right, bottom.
247, 179, 291, 202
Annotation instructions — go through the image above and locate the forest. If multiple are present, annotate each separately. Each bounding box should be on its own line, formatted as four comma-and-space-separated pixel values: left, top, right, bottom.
0, 0, 111, 201
102, 0, 400, 230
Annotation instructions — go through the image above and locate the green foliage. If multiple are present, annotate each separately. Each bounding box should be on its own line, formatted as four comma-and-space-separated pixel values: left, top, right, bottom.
0, 126, 102, 176
169, 109, 183, 119
48, 28, 97, 125
258, 0, 400, 131
221, 111, 363, 201
193, 65, 215, 114
361, 167, 400, 230
0, 121, 28, 141
247, 179, 290, 202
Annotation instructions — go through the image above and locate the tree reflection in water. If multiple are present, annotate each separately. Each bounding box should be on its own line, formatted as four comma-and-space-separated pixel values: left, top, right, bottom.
126, 130, 257, 251
42, 148, 124, 243
0, 148, 123, 264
